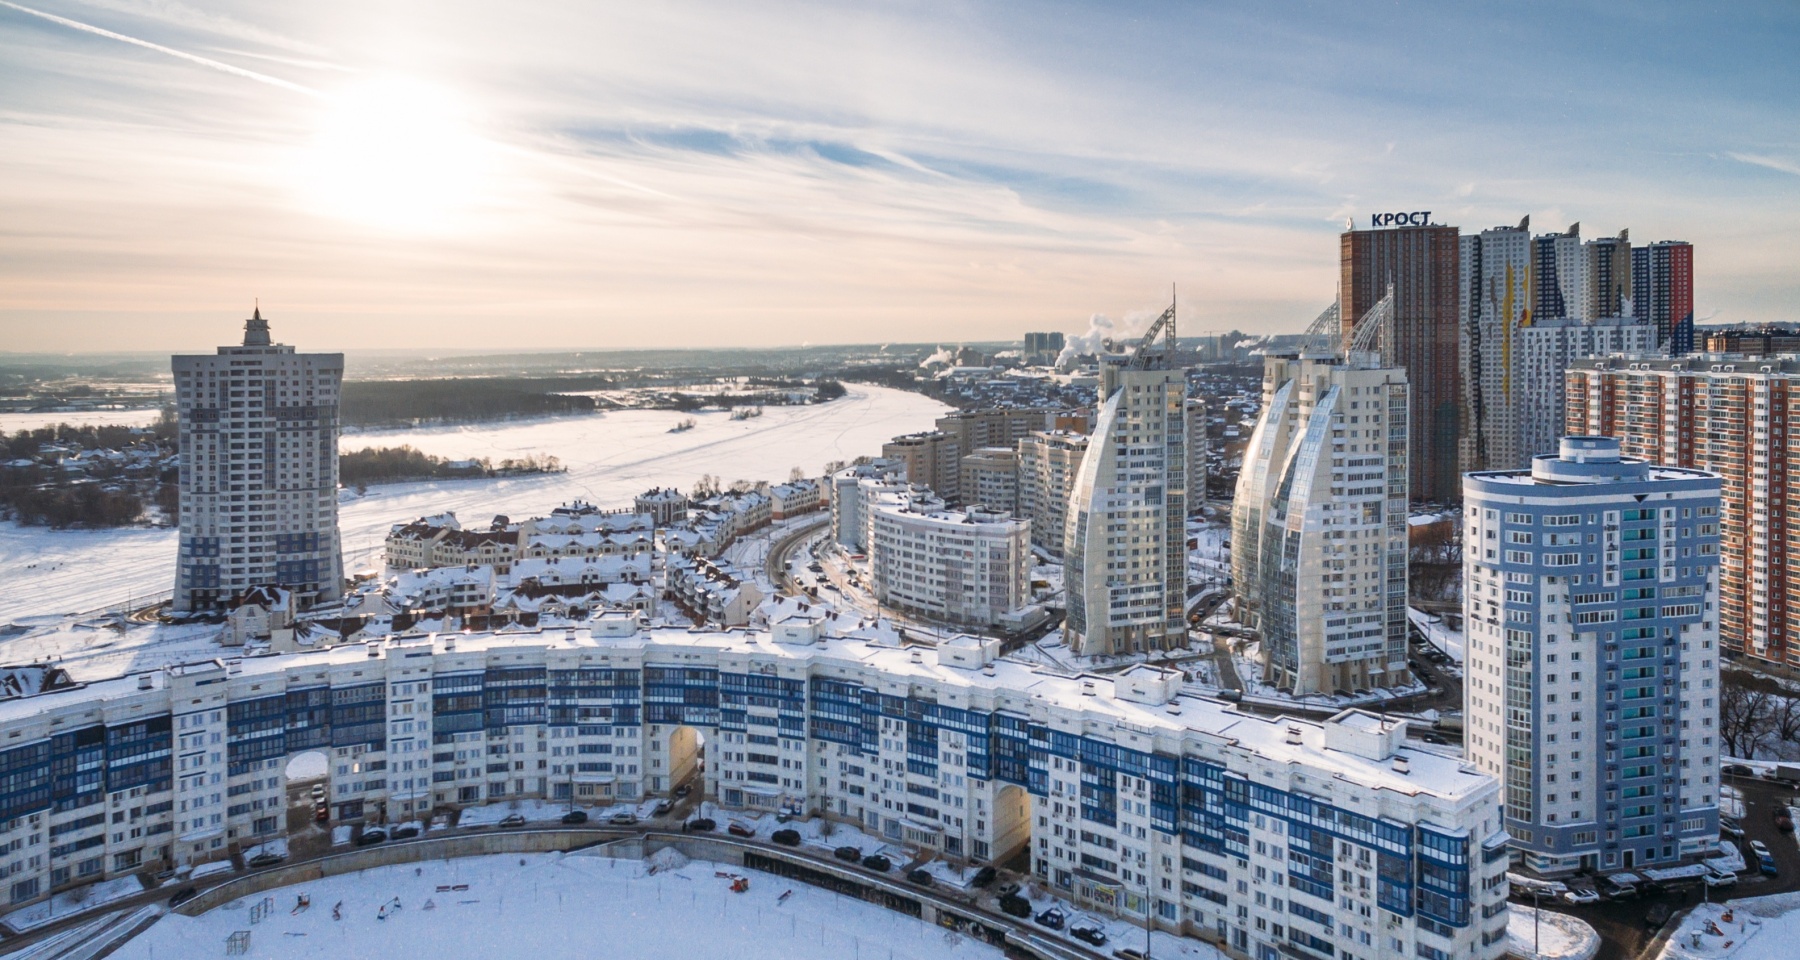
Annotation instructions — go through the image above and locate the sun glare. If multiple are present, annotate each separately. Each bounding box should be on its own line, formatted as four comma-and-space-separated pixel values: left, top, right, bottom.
300, 76, 489, 232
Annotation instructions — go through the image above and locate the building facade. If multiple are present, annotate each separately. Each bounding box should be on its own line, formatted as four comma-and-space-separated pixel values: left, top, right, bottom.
1459, 219, 1533, 474
959, 446, 1019, 514
173, 309, 344, 613
865, 485, 1031, 627
1016, 430, 1088, 557
1463, 436, 1721, 875
1064, 358, 1189, 656
828, 459, 905, 550
1232, 353, 1410, 695
1510, 317, 1657, 470
1185, 397, 1208, 512
1565, 356, 1800, 666
935, 408, 1053, 460
1341, 221, 1462, 502
883, 431, 962, 500
0, 625, 1510, 960
1633, 240, 1695, 354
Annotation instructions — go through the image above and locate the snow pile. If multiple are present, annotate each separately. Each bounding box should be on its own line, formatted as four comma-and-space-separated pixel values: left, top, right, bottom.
1508, 904, 1600, 960
1710, 840, 1746, 875
645, 846, 689, 873
1, 875, 143, 933
1654, 896, 1800, 960
112, 854, 1007, 960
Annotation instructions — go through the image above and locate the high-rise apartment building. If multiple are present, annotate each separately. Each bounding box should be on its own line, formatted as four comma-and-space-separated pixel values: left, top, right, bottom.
1023, 331, 1065, 364
1581, 229, 1634, 321
1566, 356, 1796, 665
882, 431, 961, 500
959, 446, 1019, 514
1463, 436, 1720, 874
935, 408, 1052, 460
1232, 352, 1409, 694
1633, 240, 1695, 354
1064, 312, 1187, 657
173, 308, 343, 613
1184, 397, 1207, 512
1460, 218, 1533, 473
1017, 430, 1088, 557
1340, 220, 1461, 502
1511, 317, 1657, 470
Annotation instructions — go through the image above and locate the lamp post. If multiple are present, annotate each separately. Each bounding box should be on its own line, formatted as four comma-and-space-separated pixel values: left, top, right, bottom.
1533, 888, 1541, 957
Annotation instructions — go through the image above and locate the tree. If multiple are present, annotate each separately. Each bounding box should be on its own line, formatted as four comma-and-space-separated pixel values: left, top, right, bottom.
789, 466, 806, 483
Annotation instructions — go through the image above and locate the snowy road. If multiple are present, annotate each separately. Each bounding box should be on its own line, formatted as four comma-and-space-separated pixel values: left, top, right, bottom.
0, 385, 948, 623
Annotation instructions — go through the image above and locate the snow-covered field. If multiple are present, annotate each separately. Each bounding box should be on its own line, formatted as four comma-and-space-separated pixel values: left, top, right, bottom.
112, 853, 1006, 960
1658, 893, 1800, 960
0, 409, 165, 433
0, 385, 947, 625
1508, 904, 1600, 960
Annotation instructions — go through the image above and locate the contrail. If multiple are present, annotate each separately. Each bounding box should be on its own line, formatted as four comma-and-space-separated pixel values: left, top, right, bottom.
0, 0, 320, 98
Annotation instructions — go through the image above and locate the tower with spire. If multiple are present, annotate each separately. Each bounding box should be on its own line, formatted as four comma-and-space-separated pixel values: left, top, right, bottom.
171, 306, 345, 614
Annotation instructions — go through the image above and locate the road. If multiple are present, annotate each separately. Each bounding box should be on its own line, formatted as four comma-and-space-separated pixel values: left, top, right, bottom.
765, 516, 831, 594
1526, 772, 1800, 960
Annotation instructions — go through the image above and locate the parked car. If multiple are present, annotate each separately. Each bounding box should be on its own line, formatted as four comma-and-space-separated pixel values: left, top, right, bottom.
608, 812, 639, 826
355, 829, 387, 846
168, 886, 198, 907
727, 822, 754, 838
674, 784, 692, 799
313, 804, 329, 824
498, 814, 527, 828
1560, 885, 1600, 905
1775, 812, 1794, 833
994, 880, 1022, 898
1725, 763, 1753, 776
834, 846, 863, 862
971, 866, 997, 888
1704, 869, 1738, 888
560, 810, 589, 825
652, 800, 673, 817
1645, 902, 1672, 929
861, 854, 891, 872
246, 852, 285, 869
685, 818, 716, 832
1596, 875, 1637, 899
999, 894, 1031, 918
906, 868, 933, 886
1721, 817, 1746, 838
1751, 839, 1778, 876
1035, 907, 1066, 929
390, 825, 421, 840
1071, 925, 1108, 947
771, 829, 801, 847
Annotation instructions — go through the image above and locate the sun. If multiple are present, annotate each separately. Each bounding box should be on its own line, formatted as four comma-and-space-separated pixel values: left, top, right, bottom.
300, 76, 490, 232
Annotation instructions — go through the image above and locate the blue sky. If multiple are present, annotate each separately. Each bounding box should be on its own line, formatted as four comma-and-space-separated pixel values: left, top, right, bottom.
0, 0, 1794, 350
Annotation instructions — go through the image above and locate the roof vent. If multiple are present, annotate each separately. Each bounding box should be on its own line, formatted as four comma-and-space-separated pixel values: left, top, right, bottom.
982, 664, 996, 677
444, 638, 456, 651
1285, 726, 1303, 745
1081, 680, 1097, 697
909, 650, 923, 664
137, 675, 153, 690
1392, 756, 1411, 775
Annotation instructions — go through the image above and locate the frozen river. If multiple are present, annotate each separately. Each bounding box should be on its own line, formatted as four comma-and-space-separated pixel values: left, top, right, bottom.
0, 385, 948, 622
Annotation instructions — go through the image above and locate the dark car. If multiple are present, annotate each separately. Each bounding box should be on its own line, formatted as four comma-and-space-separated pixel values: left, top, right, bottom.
1035, 907, 1065, 929
906, 868, 933, 886
862, 854, 891, 872
168, 886, 198, 907
389, 825, 421, 840
771, 829, 802, 847
674, 784, 692, 799
685, 817, 716, 832
355, 829, 387, 846
313, 804, 329, 824
246, 852, 285, 868
1071, 925, 1108, 946
1725, 763, 1754, 776
1645, 902, 1672, 929
561, 810, 589, 825
834, 846, 863, 862
999, 894, 1032, 918
972, 866, 998, 888
727, 822, 754, 838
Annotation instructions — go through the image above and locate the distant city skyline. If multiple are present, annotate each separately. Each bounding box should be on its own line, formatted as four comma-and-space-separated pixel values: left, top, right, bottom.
1, 0, 1795, 351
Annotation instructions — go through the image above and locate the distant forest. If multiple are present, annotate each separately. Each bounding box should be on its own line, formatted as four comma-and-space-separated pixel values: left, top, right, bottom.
340, 378, 609, 427
340, 445, 563, 486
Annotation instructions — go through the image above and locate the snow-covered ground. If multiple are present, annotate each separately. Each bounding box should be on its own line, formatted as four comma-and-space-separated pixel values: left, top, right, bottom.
0, 384, 946, 629
1508, 904, 1600, 960
0, 409, 165, 433
1, 875, 143, 933
1407, 608, 1466, 665
456, 798, 661, 827
1658, 893, 1800, 960
112, 853, 1007, 960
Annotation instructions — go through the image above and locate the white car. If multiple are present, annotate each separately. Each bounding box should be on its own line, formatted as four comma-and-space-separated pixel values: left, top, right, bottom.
1561, 887, 1601, 905
1704, 870, 1738, 888
1750, 839, 1773, 860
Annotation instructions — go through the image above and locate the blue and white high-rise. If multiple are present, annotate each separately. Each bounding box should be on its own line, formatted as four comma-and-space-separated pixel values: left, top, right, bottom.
1463, 436, 1721, 875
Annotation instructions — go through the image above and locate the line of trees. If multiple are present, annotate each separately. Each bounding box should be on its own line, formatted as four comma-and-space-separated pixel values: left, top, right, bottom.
339, 445, 563, 486
340, 380, 602, 427
1719, 671, 1800, 760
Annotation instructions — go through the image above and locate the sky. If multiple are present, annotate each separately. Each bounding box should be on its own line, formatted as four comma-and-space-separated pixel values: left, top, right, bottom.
0, 0, 1795, 352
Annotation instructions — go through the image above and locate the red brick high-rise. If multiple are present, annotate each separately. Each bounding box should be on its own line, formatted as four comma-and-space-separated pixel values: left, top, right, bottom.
1340, 222, 1463, 502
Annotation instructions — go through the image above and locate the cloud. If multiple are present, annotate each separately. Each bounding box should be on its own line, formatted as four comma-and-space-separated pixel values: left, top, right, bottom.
1727, 152, 1800, 177
0, 0, 319, 97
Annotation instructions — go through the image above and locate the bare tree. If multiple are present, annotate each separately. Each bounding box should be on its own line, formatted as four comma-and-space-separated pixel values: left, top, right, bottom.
789, 466, 806, 483
1719, 680, 1774, 759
